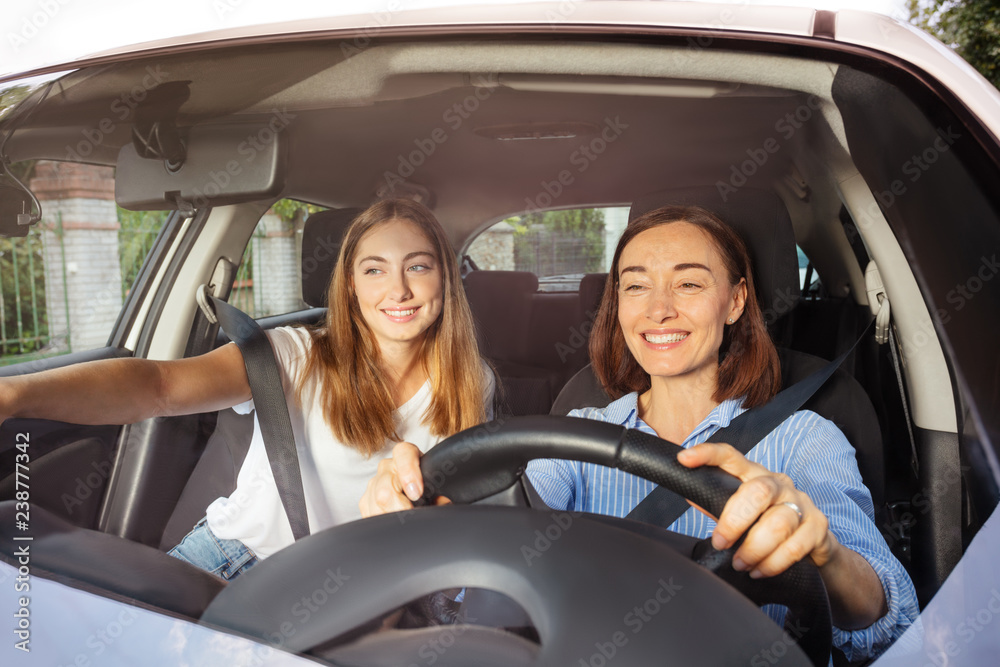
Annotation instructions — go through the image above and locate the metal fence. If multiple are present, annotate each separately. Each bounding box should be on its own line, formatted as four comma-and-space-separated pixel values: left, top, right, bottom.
0, 226, 49, 362
0, 210, 167, 366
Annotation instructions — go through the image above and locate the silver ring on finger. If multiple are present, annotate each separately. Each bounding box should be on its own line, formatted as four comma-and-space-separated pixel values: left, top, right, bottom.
781, 501, 804, 522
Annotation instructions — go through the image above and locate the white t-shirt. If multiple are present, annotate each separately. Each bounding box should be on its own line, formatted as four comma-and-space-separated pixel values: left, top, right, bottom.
205, 326, 483, 559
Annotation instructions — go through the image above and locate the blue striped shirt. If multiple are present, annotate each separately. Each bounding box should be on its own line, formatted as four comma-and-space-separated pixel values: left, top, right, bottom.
525, 392, 919, 662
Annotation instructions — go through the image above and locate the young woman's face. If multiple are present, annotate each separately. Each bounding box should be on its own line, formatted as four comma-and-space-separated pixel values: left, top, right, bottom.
616, 221, 746, 384
352, 218, 444, 351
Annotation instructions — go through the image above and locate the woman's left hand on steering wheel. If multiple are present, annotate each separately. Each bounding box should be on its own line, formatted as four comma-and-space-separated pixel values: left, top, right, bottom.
677, 442, 840, 579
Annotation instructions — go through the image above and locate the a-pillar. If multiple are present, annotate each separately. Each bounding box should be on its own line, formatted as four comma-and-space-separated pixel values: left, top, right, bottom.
30, 161, 123, 353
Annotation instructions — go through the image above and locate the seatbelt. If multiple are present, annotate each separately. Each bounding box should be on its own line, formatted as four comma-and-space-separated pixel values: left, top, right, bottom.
201, 292, 310, 541
626, 318, 875, 529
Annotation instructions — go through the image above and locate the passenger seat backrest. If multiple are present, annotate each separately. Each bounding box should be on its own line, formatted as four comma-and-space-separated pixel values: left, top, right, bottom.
300, 208, 363, 308
579, 273, 606, 322
464, 270, 539, 362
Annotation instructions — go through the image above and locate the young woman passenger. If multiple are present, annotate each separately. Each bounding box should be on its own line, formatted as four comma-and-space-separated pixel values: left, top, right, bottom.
361, 205, 918, 662
0, 198, 491, 580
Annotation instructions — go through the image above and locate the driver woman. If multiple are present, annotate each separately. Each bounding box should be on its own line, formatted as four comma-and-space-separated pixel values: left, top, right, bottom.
361, 205, 918, 662
0, 198, 492, 580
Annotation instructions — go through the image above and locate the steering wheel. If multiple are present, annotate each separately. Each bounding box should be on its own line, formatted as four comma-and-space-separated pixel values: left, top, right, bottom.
201, 415, 831, 666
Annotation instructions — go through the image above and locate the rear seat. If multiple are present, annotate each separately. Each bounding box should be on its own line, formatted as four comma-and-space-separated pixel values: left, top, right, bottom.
464, 270, 599, 416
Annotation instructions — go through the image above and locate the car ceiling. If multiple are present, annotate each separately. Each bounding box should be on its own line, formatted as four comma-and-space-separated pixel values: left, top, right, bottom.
1, 34, 857, 286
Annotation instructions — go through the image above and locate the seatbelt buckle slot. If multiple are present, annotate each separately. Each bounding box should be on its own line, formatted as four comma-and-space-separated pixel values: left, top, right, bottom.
865, 261, 891, 344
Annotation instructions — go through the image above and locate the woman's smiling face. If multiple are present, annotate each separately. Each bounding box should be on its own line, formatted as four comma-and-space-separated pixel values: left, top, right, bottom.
616, 221, 746, 384
351, 218, 444, 351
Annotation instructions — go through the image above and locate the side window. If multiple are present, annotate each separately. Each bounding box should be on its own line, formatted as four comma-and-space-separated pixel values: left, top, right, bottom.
1, 160, 166, 366
231, 199, 324, 318
796, 245, 822, 295
466, 207, 629, 290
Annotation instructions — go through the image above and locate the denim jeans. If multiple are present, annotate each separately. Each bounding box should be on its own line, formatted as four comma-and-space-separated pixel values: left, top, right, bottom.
167, 517, 259, 581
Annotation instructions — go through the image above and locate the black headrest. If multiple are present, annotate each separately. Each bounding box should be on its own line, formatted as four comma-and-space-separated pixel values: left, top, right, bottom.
579, 273, 606, 319
628, 187, 800, 322
301, 208, 362, 308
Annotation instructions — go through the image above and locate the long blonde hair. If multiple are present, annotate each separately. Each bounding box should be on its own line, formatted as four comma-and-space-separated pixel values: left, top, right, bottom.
299, 199, 486, 456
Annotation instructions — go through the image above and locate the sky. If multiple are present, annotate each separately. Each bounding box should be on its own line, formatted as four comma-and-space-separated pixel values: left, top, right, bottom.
1, 0, 913, 79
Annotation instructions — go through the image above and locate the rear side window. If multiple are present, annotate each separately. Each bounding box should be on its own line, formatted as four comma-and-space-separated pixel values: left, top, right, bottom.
230, 199, 325, 318
466, 207, 628, 291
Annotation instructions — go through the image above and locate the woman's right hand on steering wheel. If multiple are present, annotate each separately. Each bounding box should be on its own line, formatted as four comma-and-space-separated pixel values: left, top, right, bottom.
360, 442, 449, 517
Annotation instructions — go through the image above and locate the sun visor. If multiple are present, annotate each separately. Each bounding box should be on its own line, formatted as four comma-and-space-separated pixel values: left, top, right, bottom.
115, 122, 286, 211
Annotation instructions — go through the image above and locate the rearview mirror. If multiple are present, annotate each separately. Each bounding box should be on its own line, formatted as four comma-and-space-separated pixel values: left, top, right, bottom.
0, 184, 36, 237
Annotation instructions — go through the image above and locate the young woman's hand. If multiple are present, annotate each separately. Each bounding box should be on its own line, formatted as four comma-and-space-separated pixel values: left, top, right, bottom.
359, 442, 451, 517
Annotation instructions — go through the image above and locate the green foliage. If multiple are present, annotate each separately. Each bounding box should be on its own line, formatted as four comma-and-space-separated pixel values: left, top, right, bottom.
271, 198, 323, 223
507, 208, 606, 276
0, 229, 48, 357
909, 0, 1000, 88
117, 207, 168, 296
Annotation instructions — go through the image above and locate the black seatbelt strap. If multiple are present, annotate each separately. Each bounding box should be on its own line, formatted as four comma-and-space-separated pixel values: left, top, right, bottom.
208, 295, 310, 541
626, 318, 875, 529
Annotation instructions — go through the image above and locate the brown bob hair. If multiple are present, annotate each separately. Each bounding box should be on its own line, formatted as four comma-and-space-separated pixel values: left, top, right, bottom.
589, 205, 780, 409
300, 198, 486, 456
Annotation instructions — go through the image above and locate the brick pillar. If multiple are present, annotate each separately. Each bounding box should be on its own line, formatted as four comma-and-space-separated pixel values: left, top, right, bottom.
31, 161, 123, 353
251, 211, 301, 316
468, 223, 515, 270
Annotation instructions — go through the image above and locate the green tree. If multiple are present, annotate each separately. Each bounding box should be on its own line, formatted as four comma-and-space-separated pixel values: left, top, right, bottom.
0, 228, 48, 358
508, 208, 605, 276
117, 207, 168, 296
909, 0, 1000, 88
